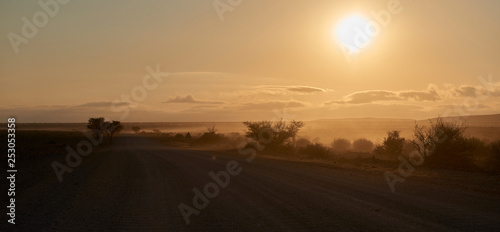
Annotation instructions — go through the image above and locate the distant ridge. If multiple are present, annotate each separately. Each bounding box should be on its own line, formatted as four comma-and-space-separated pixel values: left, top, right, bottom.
312, 113, 500, 127
423, 113, 500, 127
312, 117, 414, 123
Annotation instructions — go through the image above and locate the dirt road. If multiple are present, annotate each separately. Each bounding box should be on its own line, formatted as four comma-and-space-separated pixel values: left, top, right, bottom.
3, 135, 500, 231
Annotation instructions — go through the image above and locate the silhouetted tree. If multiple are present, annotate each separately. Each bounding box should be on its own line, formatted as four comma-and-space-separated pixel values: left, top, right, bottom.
86, 117, 123, 144
104, 121, 123, 144
375, 130, 405, 158
87, 117, 106, 141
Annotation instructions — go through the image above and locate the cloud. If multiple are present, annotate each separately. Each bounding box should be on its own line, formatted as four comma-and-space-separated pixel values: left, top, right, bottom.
285, 86, 331, 93
451, 86, 478, 97
163, 95, 223, 104
75, 101, 130, 108
399, 88, 440, 101
251, 85, 332, 95
449, 84, 500, 98
325, 86, 441, 105
331, 90, 400, 104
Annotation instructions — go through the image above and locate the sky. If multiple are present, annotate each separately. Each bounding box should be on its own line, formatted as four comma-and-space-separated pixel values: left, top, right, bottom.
1, 0, 500, 122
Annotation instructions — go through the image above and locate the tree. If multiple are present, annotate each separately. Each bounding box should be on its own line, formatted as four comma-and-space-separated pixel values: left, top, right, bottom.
86, 117, 123, 144
331, 138, 351, 153
132, 126, 141, 133
375, 130, 405, 158
87, 117, 106, 141
104, 121, 123, 144
242, 120, 304, 151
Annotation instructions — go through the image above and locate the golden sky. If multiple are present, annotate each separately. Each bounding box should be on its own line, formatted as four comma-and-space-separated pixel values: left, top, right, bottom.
1, 0, 500, 122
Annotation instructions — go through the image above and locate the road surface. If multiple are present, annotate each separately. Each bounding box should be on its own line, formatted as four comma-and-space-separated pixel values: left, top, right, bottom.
3, 135, 500, 231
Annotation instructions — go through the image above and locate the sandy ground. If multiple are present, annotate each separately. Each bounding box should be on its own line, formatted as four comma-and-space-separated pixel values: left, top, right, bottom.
1, 134, 499, 231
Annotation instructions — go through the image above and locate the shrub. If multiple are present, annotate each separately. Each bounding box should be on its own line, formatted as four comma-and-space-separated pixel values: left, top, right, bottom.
195, 126, 225, 144
301, 143, 332, 160
374, 130, 405, 159
242, 120, 304, 151
295, 137, 311, 149
331, 138, 351, 153
175, 133, 184, 139
413, 117, 475, 169
352, 138, 374, 153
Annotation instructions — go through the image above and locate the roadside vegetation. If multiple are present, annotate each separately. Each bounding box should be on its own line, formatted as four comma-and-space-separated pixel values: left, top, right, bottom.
139, 117, 499, 173
13, 116, 498, 173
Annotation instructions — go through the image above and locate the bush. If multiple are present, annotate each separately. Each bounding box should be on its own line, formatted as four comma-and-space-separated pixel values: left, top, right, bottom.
374, 130, 405, 159
352, 138, 374, 153
194, 126, 225, 144
242, 120, 304, 152
301, 143, 332, 160
295, 137, 311, 149
413, 117, 475, 169
175, 133, 184, 139
331, 138, 351, 153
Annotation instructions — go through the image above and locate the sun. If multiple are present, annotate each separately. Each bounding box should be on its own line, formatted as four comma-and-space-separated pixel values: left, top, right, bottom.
334, 14, 372, 53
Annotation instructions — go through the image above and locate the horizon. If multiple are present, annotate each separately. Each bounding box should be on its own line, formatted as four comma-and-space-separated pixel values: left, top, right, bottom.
5, 112, 500, 124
